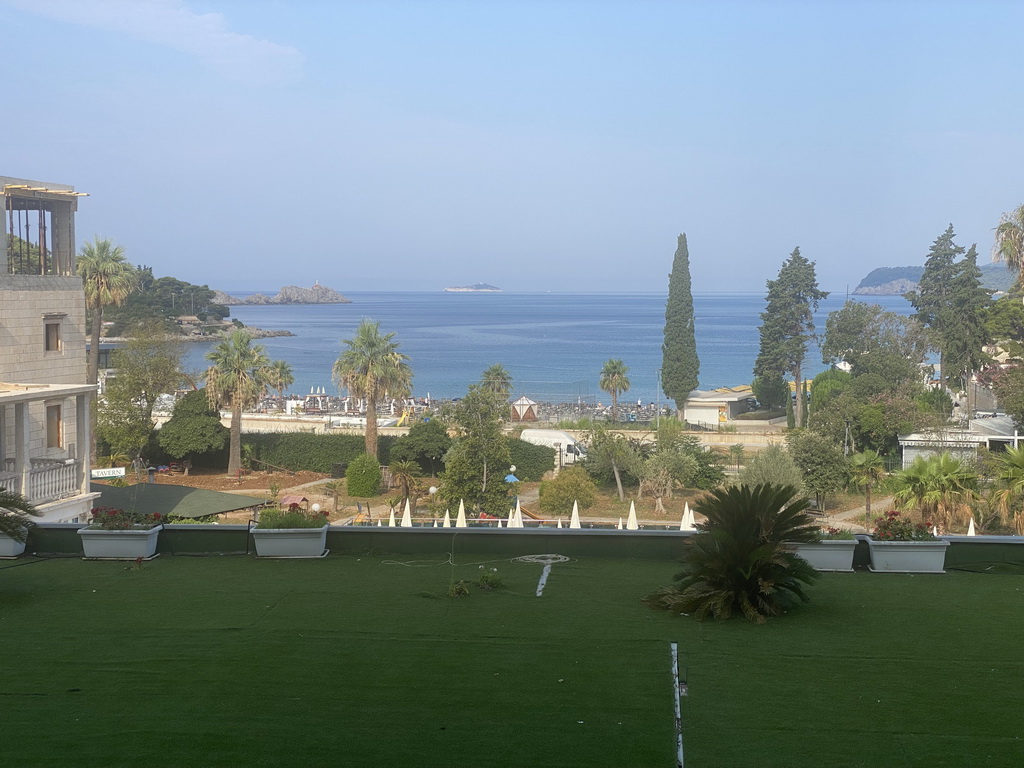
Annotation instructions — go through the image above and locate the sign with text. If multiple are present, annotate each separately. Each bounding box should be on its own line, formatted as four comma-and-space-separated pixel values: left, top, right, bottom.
90, 467, 126, 479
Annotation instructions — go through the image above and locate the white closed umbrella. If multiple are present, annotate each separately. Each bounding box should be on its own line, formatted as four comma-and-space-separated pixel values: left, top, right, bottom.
388, 509, 396, 527
400, 499, 413, 528
456, 499, 467, 528
443, 510, 452, 528
617, 518, 623, 530
967, 518, 976, 536
626, 501, 639, 530
557, 518, 563, 529
569, 500, 581, 529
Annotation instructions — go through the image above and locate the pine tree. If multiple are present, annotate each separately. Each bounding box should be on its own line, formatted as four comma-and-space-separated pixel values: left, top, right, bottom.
753, 248, 828, 428
942, 245, 991, 406
662, 233, 700, 414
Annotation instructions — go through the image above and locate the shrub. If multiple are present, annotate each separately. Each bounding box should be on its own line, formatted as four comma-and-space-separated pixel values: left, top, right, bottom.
507, 438, 555, 481
539, 465, 598, 515
447, 580, 470, 598
478, 567, 503, 590
257, 505, 329, 529
871, 510, 935, 541
644, 484, 819, 624
346, 453, 381, 497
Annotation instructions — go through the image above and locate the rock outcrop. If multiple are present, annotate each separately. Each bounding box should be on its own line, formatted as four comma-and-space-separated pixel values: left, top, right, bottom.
212, 284, 351, 305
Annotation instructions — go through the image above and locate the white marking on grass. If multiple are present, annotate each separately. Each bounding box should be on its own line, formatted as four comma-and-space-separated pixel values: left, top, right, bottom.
535, 563, 552, 596
671, 641, 684, 768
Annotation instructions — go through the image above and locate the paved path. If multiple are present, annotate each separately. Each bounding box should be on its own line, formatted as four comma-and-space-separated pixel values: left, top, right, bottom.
820, 496, 893, 533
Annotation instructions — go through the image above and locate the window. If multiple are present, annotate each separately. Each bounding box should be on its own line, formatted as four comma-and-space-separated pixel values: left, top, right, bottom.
45, 321, 61, 352
46, 404, 62, 448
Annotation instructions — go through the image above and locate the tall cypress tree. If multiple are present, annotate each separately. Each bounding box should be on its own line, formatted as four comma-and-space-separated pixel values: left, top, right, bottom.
662, 233, 700, 415
906, 225, 967, 392
939, 244, 991, 407
753, 247, 828, 428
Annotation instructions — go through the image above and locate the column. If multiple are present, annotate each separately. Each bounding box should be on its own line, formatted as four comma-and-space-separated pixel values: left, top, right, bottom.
14, 402, 29, 497
76, 392, 90, 493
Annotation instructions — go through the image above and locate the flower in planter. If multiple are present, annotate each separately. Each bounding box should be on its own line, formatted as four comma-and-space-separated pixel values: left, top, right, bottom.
88, 507, 163, 531
871, 510, 935, 541
819, 526, 855, 540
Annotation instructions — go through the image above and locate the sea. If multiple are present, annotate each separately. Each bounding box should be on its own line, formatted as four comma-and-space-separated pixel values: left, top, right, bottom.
184, 292, 916, 405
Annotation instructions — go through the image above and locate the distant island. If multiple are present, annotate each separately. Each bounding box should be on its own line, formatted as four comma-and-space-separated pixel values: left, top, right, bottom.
212, 283, 351, 305
854, 263, 1013, 295
444, 283, 502, 293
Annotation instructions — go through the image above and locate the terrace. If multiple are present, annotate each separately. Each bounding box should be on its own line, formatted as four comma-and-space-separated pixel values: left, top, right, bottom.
2, 528, 1022, 767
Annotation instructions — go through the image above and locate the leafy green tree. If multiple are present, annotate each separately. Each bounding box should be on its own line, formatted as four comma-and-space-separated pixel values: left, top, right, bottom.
728, 444, 745, 471
638, 451, 698, 512
157, 390, 228, 472
786, 430, 848, 511
346, 453, 382, 497
982, 293, 1024, 362
891, 453, 979, 530
738, 445, 803, 489
751, 373, 788, 411
643, 484, 819, 624
821, 300, 928, 384
77, 237, 139, 386
538, 466, 598, 515
585, 426, 641, 501
0, 488, 40, 543
333, 319, 412, 459
754, 248, 828, 428
389, 418, 452, 475
106, 322, 186, 417
940, 245, 991, 399
848, 449, 886, 516
104, 268, 229, 335
204, 330, 275, 475
991, 364, 1024, 429
439, 385, 512, 514
993, 204, 1024, 290
599, 358, 631, 424
480, 364, 513, 397
661, 233, 700, 413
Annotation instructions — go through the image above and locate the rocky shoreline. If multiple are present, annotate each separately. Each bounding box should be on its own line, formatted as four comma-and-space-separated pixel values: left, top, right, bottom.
212, 283, 350, 306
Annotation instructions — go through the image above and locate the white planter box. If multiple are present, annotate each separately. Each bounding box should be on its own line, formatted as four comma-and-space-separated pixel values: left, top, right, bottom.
78, 526, 162, 559
0, 530, 28, 558
252, 526, 328, 558
866, 539, 950, 573
791, 540, 857, 572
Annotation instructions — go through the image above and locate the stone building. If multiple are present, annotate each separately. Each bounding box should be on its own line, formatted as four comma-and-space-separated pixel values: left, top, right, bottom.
1, 175, 98, 522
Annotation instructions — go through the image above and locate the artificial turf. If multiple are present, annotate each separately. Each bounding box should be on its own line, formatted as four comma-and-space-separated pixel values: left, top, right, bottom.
0, 553, 1021, 767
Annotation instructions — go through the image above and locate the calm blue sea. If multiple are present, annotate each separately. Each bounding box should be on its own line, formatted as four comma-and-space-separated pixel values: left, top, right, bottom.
184, 292, 915, 404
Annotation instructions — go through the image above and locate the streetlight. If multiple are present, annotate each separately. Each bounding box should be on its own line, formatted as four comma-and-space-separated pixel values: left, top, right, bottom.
656, 368, 662, 429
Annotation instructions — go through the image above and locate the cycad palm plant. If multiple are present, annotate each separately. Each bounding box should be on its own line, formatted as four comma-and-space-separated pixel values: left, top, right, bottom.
333, 320, 412, 458
0, 488, 41, 543
644, 484, 819, 624
994, 446, 1024, 534
205, 330, 273, 476
891, 453, 978, 531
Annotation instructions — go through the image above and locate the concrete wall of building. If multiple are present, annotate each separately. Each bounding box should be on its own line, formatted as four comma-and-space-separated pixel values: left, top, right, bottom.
0, 276, 88, 385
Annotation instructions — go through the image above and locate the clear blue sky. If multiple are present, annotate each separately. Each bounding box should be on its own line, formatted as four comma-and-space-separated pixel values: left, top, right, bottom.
2, 0, 1021, 293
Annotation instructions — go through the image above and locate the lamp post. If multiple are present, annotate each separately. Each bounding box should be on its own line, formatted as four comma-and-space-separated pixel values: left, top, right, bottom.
656, 368, 662, 429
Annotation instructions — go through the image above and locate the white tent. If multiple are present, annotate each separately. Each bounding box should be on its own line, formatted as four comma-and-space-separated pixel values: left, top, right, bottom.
510, 395, 539, 421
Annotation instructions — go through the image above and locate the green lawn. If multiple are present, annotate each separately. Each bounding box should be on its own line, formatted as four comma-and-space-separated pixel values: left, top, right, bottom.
1, 554, 1021, 767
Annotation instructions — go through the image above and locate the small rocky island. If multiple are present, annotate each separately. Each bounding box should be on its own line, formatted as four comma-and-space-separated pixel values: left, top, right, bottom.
212, 283, 351, 305
444, 283, 502, 293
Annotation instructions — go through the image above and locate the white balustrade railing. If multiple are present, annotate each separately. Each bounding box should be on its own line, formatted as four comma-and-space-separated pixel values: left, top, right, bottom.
27, 459, 79, 504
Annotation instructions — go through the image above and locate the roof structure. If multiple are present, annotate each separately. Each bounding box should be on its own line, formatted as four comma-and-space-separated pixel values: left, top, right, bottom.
91, 483, 264, 519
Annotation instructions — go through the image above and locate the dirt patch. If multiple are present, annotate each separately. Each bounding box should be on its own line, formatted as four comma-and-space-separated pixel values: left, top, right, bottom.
147, 468, 330, 493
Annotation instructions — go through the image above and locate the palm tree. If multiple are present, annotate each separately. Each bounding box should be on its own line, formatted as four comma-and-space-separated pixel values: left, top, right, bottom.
481, 364, 513, 397
891, 453, 978, 530
643, 484, 819, 623
204, 330, 273, 476
267, 359, 294, 402
993, 204, 1024, 290
994, 446, 1024, 534
599, 358, 631, 424
0, 488, 40, 543
848, 449, 886, 515
333, 319, 412, 459
77, 237, 139, 385
388, 460, 420, 503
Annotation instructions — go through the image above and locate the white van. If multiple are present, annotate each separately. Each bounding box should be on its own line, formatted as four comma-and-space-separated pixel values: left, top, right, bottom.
518, 429, 587, 465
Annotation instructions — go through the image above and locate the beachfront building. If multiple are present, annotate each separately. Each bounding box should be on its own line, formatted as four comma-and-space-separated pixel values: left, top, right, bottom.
1, 175, 98, 523
682, 386, 757, 429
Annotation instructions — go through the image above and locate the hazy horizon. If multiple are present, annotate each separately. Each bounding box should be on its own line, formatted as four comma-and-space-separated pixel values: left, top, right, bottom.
3, 0, 1021, 294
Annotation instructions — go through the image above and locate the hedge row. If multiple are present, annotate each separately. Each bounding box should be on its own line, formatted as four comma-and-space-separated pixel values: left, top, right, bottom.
242, 433, 396, 474
507, 439, 555, 482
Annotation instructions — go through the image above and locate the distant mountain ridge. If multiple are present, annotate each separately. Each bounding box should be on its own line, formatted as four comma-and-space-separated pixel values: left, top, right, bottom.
854, 263, 1014, 295
212, 284, 351, 305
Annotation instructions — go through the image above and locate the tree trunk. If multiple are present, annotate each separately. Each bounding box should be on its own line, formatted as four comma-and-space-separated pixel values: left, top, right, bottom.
227, 399, 242, 476
655, 496, 665, 514
612, 461, 624, 502
365, 393, 379, 458
611, 392, 618, 425
865, 483, 872, 516
794, 361, 803, 429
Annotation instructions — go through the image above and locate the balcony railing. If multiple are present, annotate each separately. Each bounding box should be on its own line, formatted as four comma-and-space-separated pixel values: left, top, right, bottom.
0, 458, 80, 505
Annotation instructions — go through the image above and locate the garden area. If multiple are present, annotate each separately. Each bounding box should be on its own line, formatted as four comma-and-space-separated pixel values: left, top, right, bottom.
1, 552, 1020, 767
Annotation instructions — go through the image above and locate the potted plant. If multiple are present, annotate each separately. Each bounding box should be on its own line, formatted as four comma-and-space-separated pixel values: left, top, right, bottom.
790, 527, 857, 572
865, 510, 950, 573
78, 506, 163, 559
0, 488, 41, 558
251, 503, 329, 558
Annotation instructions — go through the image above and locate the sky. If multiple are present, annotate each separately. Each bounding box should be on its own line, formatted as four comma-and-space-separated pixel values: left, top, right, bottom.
2, 0, 1022, 294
